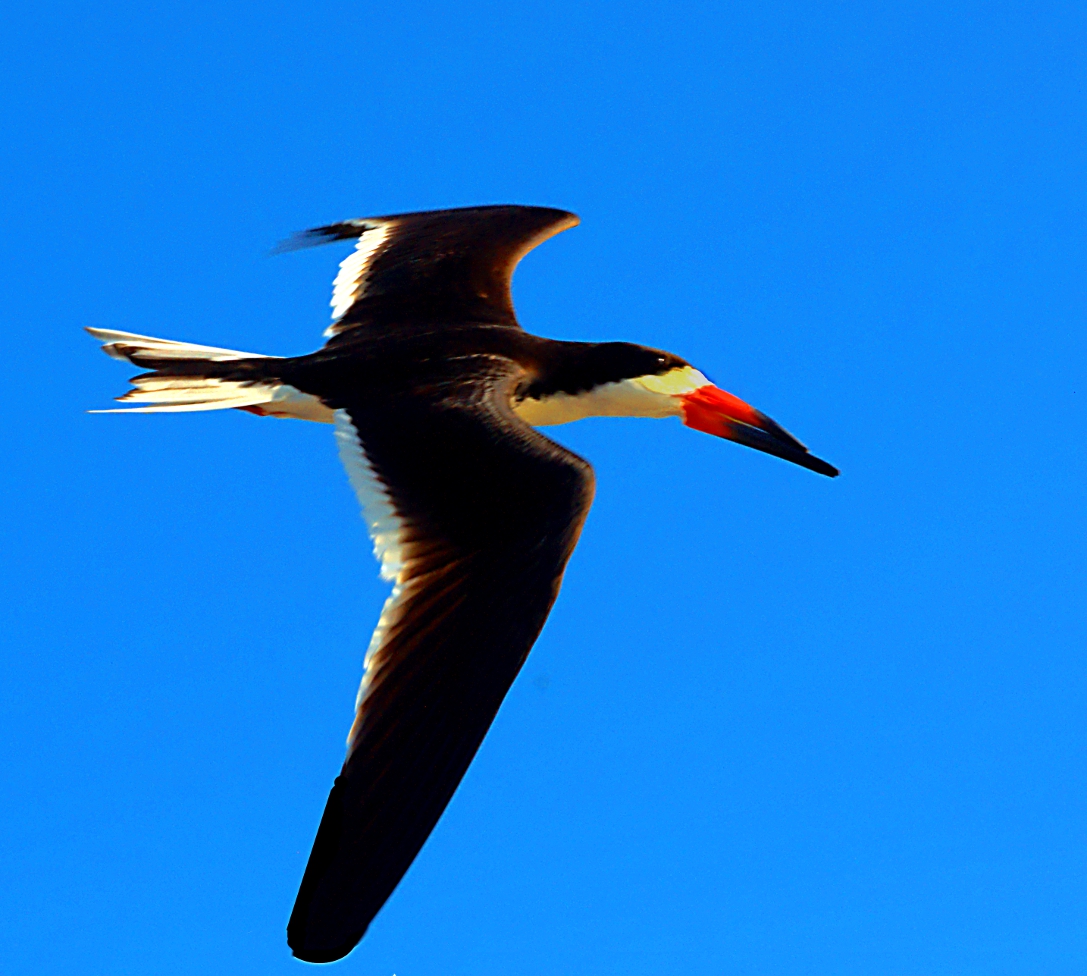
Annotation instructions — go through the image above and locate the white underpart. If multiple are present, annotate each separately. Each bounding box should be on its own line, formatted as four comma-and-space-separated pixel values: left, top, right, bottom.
513, 365, 712, 426
334, 410, 409, 739
327, 220, 395, 334
242, 387, 335, 422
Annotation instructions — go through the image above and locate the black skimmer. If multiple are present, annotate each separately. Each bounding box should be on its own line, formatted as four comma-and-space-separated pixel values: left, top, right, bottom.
87, 205, 837, 963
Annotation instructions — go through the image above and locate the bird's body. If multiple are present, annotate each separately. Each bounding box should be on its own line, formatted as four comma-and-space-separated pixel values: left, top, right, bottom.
88, 205, 836, 963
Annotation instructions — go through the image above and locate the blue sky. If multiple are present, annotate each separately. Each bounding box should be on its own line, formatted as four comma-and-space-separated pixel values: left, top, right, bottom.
2, 1, 1086, 973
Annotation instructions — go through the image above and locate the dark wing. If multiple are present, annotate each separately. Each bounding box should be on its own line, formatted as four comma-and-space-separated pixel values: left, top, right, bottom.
277, 205, 579, 337
287, 357, 594, 963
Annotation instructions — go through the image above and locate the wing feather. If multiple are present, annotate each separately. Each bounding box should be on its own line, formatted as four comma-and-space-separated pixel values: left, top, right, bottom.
277, 205, 578, 337
288, 361, 594, 963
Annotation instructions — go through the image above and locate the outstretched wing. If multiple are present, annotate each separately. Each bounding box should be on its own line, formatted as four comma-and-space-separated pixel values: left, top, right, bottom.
287, 356, 595, 964
277, 205, 579, 337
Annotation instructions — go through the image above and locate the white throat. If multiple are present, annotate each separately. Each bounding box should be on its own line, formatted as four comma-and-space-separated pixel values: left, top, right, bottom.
512, 366, 710, 427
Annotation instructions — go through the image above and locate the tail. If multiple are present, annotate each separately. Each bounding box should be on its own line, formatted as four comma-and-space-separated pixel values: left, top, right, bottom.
85, 327, 333, 422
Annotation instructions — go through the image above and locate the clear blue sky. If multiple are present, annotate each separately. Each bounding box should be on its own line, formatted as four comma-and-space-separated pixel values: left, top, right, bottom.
2, 1, 1086, 973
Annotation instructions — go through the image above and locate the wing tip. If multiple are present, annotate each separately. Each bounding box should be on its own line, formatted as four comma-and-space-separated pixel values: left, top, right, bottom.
271, 219, 393, 256
286, 774, 372, 963
271, 205, 579, 257
288, 932, 367, 965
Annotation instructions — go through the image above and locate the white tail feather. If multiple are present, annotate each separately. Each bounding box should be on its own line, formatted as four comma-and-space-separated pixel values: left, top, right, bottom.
91, 399, 274, 414
85, 327, 273, 364
119, 378, 269, 404
86, 327, 334, 423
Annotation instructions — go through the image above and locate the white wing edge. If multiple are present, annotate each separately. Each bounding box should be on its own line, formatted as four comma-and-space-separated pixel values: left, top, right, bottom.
333, 409, 411, 746
327, 221, 395, 333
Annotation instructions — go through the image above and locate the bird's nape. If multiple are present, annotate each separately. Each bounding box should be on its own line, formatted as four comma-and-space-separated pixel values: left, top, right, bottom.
680, 384, 839, 477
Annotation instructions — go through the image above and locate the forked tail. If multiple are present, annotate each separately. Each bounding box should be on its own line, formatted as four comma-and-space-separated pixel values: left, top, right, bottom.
86, 327, 333, 422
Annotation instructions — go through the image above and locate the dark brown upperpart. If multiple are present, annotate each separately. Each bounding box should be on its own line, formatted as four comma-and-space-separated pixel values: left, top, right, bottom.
280, 205, 578, 332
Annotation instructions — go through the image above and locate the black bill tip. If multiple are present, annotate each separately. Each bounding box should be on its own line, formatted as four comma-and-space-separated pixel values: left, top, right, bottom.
724, 420, 840, 478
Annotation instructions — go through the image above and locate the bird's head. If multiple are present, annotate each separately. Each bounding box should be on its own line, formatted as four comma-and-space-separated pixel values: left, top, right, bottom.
639, 362, 839, 478
514, 341, 838, 477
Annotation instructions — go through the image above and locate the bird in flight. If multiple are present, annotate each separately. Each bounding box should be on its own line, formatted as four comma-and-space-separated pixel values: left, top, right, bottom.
87, 205, 837, 963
